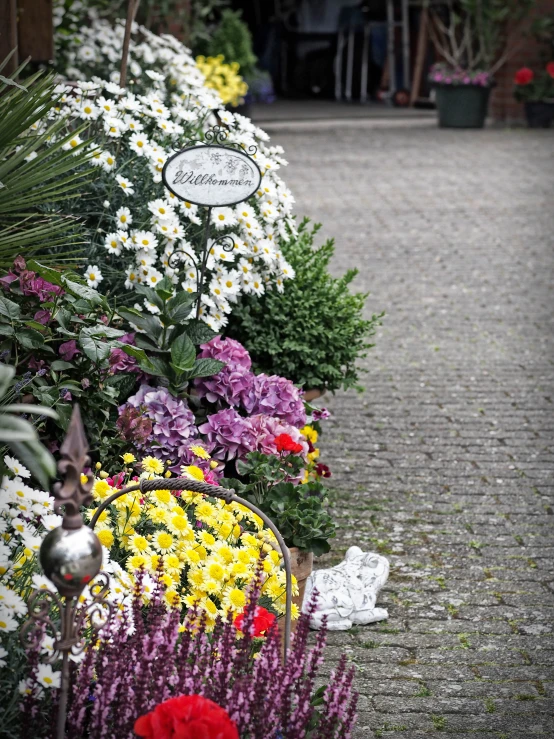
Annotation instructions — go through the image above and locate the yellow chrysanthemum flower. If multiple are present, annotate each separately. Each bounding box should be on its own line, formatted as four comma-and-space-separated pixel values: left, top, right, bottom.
189, 445, 211, 461
92, 479, 112, 501
122, 453, 136, 464
141, 456, 164, 475
153, 531, 174, 553
181, 464, 204, 481
164, 554, 183, 575
195, 501, 215, 522
128, 534, 150, 555
148, 507, 169, 525
127, 554, 148, 572
150, 489, 172, 507
167, 514, 190, 536
97, 529, 114, 548
198, 531, 215, 548
207, 561, 226, 581
224, 587, 246, 611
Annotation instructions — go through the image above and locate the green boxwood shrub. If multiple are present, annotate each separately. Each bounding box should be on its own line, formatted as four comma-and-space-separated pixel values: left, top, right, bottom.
226, 219, 383, 393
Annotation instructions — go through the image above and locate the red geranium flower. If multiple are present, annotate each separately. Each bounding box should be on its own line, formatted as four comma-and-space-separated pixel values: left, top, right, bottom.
514, 67, 534, 85
234, 606, 276, 637
274, 433, 303, 455
546, 61, 554, 79
134, 694, 239, 739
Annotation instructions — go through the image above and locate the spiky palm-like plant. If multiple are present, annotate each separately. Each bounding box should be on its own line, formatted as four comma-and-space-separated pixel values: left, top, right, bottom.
0, 52, 94, 271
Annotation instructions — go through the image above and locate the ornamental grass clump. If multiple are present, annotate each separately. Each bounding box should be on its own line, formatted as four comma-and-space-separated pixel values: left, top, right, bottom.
49, 571, 358, 739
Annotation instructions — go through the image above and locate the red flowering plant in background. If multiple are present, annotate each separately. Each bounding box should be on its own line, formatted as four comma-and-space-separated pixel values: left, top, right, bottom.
135, 695, 239, 739
514, 63, 554, 102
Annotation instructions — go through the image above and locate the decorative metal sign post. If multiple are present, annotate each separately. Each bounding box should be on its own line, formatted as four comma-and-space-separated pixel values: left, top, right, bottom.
22, 406, 293, 739
162, 125, 262, 318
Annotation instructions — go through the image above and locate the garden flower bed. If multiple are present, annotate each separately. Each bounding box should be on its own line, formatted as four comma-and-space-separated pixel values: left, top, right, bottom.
0, 4, 380, 737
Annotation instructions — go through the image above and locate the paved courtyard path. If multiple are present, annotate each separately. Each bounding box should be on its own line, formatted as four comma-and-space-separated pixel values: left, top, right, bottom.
270, 120, 554, 738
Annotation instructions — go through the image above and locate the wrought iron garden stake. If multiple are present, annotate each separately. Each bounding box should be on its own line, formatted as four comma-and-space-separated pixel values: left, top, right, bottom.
22, 405, 293, 738
21, 406, 112, 739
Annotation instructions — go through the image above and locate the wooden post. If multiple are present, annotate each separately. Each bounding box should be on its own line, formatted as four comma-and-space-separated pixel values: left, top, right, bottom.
0, 0, 18, 74
410, 5, 429, 105
17, 0, 53, 62
120, 0, 140, 88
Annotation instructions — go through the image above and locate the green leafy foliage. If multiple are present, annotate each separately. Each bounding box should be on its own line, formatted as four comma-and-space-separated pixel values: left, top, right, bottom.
117, 277, 224, 394
225, 450, 336, 556
226, 220, 382, 393
0, 55, 93, 270
206, 9, 257, 76
0, 261, 228, 465
0, 364, 57, 488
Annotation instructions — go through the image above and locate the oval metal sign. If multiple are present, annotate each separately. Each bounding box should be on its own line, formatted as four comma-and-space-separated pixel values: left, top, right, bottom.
162, 145, 262, 208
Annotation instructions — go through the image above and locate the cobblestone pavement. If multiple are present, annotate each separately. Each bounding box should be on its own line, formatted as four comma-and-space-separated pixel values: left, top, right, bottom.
271, 121, 554, 738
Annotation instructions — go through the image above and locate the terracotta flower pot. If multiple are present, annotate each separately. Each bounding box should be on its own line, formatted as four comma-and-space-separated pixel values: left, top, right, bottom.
303, 388, 326, 403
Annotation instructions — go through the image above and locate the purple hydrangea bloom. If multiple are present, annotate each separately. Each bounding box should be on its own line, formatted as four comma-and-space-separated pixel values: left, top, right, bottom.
198, 408, 257, 460
248, 374, 307, 427
120, 384, 198, 461
109, 333, 141, 375
198, 336, 252, 371
195, 366, 255, 407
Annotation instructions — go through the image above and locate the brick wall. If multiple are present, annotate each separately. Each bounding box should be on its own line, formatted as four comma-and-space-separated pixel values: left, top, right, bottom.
491, 0, 554, 123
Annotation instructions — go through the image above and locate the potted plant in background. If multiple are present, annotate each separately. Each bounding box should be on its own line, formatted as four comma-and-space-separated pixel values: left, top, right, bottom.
205, 8, 276, 116
513, 13, 554, 128
428, 0, 535, 128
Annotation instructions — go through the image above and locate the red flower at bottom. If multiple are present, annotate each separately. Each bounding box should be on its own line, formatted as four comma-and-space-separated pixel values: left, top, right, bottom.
514, 67, 534, 85
546, 61, 554, 79
134, 695, 239, 739
234, 606, 276, 637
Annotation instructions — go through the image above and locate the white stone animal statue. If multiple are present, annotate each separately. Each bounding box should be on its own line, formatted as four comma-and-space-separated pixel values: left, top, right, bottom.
303, 546, 389, 630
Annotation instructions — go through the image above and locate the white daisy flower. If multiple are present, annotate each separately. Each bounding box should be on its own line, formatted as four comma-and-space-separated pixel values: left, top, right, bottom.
125, 266, 139, 289
211, 207, 238, 231
3, 456, 30, 478
124, 115, 143, 132
115, 207, 132, 230
0, 609, 17, 633
104, 232, 122, 256
104, 116, 123, 138
62, 134, 83, 152
115, 174, 134, 196
78, 101, 99, 120
97, 96, 115, 115
144, 267, 164, 287
100, 150, 116, 171
85, 265, 103, 288
36, 664, 61, 690
148, 199, 175, 220
129, 131, 150, 156
133, 230, 157, 251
